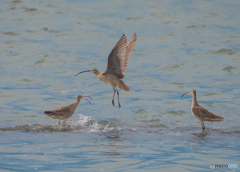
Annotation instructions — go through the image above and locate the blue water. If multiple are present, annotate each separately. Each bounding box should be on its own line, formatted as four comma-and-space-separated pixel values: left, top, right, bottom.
0, 0, 240, 171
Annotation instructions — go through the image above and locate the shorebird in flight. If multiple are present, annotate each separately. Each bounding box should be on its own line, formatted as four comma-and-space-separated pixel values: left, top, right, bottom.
75, 33, 137, 108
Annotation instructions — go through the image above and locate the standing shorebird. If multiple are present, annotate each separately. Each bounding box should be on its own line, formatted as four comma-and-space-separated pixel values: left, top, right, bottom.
75, 33, 137, 108
181, 90, 224, 132
44, 95, 91, 125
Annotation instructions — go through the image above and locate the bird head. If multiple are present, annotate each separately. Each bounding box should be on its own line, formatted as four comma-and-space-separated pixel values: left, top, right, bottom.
76, 95, 82, 100
90, 68, 99, 75
76, 95, 92, 104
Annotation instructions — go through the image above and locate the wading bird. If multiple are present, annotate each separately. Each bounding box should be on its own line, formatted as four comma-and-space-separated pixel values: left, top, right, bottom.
75, 33, 137, 108
44, 95, 91, 125
181, 90, 224, 132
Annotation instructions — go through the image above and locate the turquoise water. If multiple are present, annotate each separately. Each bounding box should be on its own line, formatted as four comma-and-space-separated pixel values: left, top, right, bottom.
0, 0, 240, 171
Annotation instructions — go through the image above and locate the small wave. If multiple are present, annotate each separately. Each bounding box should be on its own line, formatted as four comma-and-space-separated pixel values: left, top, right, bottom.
186, 25, 205, 28
154, 62, 187, 72
2, 31, 19, 36
167, 125, 240, 138
0, 114, 122, 133
209, 48, 237, 55
222, 66, 238, 75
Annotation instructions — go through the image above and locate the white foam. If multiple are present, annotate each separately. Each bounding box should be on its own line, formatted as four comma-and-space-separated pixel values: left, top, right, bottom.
70, 114, 104, 132
103, 122, 115, 132
71, 114, 122, 133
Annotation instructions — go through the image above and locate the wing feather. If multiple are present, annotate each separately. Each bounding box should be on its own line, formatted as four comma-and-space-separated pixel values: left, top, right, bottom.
105, 33, 137, 78
44, 106, 72, 118
192, 106, 224, 121
105, 34, 127, 78
122, 33, 137, 74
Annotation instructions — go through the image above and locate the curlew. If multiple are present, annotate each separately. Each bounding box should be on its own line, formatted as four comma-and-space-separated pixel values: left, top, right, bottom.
44, 95, 91, 125
181, 90, 224, 131
75, 33, 137, 108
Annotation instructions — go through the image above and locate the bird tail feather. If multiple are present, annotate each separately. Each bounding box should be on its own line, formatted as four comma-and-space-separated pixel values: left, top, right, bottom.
44, 111, 53, 114
205, 117, 224, 122
117, 80, 130, 91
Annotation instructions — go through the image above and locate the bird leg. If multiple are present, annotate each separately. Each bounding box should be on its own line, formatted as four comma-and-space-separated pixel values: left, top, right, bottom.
116, 88, 121, 108
112, 88, 116, 106
201, 123, 205, 132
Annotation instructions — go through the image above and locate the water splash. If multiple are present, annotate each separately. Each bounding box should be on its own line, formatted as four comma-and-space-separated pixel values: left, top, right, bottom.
0, 114, 122, 133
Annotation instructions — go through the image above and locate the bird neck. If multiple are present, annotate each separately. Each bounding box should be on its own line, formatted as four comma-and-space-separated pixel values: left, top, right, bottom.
192, 93, 199, 107
75, 99, 81, 107
96, 72, 105, 79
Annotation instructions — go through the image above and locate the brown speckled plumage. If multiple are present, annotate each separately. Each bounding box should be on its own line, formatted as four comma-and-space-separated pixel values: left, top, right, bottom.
44, 95, 91, 124
75, 33, 137, 108
182, 90, 224, 131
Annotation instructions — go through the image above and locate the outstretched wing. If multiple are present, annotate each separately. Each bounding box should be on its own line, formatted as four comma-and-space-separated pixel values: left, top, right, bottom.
105, 34, 127, 78
122, 33, 137, 74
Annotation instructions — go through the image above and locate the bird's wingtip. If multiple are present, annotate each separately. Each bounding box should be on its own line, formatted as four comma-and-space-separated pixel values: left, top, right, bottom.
133, 33, 137, 40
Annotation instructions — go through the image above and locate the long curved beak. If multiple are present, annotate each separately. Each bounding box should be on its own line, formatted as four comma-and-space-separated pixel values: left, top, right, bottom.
82, 97, 91, 104
82, 96, 92, 100
181, 92, 191, 97
75, 70, 91, 77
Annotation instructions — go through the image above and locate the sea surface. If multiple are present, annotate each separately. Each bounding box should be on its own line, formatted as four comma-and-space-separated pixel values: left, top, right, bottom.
0, 0, 240, 171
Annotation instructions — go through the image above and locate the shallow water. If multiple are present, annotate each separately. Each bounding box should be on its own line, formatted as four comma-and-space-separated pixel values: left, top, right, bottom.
0, 0, 240, 171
